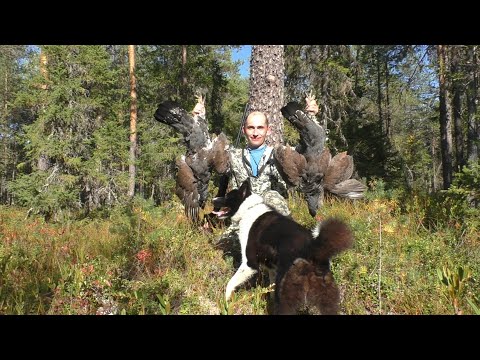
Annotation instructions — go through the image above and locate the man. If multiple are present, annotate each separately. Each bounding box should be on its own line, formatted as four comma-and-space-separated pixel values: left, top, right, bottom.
226, 111, 290, 216
214, 95, 319, 247
212, 110, 288, 257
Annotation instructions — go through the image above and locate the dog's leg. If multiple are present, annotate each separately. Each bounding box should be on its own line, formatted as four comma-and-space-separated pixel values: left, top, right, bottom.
267, 269, 276, 285
267, 268, 276, 302
225, 263, 258, 301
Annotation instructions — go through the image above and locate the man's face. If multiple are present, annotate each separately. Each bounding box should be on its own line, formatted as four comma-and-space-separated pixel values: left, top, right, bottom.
243, 112, 271, 149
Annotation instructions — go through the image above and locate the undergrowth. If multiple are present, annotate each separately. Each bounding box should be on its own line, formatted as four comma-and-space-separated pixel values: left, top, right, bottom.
0, 183, 479, 315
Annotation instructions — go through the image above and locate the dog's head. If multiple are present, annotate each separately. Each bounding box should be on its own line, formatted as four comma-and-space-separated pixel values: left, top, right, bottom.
212, 179, 251, 219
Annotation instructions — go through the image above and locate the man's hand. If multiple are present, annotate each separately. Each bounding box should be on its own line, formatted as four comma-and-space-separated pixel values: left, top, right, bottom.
305, 90, 319, 116
192, 94, 206, 118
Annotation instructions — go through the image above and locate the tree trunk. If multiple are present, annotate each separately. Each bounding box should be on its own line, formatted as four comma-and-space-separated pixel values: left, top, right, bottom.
1, 69, 7, 203
450, 46, 464, 171
181, 45, 187, 99
319, 46, 329, 131
3, 71, 7, 114
249, 45, 285, 146
376, 50, 383, 134
437, 45, 453, 189
40, 47, 48, 90
38, 46, 50, 171
467, 45, 479, 163
431, 126, 438, 192
128, 45, 137, 198
384, 55, 391, 139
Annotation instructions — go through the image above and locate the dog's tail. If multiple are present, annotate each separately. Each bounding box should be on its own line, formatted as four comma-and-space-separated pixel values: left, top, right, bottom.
309, 218, 353, 263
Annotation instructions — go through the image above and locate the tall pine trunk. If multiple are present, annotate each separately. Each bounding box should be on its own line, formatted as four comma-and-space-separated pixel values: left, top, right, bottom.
467, 45, 479, 163
38, 47, 50, 171
437, 45, 453, 189
40, 48, 48, 90
181, 45, 187, 99
384, 55, 391, 139
249, 45, 285, 146
376, 50, 383, 134
450, 46, 464, 171
128, 45, 137, 198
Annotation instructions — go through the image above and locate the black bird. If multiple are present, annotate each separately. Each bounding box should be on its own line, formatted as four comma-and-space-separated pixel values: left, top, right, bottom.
276, 101, 366, 217
154, 95, 229, 222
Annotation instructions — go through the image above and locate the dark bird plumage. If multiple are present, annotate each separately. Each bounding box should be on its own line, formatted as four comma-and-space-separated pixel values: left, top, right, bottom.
274, 145, 306, 186
155, 98, 365, 222
154, 100, 211, 154
280, 101, 326, 156
154, 99, 230, 222
277, 102, 366, 217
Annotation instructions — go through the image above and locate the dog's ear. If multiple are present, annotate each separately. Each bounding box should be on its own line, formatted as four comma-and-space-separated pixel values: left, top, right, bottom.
239, 179, 252, 199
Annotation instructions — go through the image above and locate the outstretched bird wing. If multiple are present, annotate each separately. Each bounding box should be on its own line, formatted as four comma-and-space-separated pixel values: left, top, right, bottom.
323, 151, 353, 188
207, 132, 230, 174
175, 156, 200, 221
322, 152, 366, 199
325, 178, 367, 199
154, 97, 230, 222
274, 145, 307, 187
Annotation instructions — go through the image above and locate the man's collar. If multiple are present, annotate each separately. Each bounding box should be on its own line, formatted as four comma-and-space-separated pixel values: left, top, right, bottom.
246, 143, 267, 152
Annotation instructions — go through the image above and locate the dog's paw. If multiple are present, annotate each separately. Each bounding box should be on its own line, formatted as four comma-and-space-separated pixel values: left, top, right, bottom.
225, 287, 234, 302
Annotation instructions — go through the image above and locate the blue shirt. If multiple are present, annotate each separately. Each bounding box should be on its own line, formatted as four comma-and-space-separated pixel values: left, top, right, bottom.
248, 144, 267, 177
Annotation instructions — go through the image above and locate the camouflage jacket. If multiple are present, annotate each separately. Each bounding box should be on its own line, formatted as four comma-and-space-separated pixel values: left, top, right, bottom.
228, 146, 288, 198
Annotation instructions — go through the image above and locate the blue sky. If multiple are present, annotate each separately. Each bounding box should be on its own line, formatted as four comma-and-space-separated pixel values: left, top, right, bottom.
232, 45, 251, 78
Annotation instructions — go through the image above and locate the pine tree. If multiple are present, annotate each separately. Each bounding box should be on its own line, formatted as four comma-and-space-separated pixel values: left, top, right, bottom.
0, 45, 28, 204
249, 45, 285, 146
10, 45, 128, 220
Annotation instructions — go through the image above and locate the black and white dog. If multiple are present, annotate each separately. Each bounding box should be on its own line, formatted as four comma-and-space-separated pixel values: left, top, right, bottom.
213, 180, 353, 315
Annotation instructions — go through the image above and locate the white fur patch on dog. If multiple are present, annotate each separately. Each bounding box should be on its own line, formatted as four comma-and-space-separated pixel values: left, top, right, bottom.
224, 194, 274, 300
232, 194, 271, 263
311, 222, 321, 238
225, 263, 258, 300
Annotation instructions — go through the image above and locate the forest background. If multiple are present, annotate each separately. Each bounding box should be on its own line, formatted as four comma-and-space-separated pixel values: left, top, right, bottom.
0, 45, 478, 315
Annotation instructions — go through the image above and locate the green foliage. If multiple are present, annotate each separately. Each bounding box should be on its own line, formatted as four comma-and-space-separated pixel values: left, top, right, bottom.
343, 120, 404, 188
395, 133, 435, 192
364, 178, 386, 200
282, 118, 301, 146
120, 280, 171, 315
437, 263, 472, 314
9, 45, 129, 220
218, 293, 235, 315
284, 45, 440, 195
446, 162, 480, 206
9, 169, 79, 221
0, 45, 30, 204
414, 163, 480, 233
466, 296, 480, 315
221, 75, 249, 141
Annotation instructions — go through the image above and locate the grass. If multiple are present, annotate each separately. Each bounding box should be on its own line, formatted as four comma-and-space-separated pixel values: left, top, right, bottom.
0, 189, 479, 315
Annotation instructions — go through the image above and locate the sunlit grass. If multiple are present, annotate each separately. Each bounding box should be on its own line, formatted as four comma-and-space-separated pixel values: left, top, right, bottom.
1, 189, 479, 315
